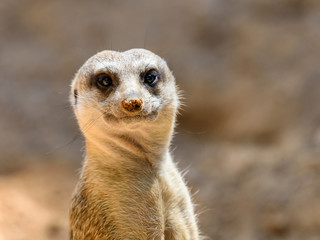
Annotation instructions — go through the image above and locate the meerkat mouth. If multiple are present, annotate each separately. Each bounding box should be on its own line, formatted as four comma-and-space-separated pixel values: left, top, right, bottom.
103, 111, 159, 124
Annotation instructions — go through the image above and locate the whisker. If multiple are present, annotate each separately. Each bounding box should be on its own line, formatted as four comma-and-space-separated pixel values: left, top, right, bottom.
81, 110, 105, 135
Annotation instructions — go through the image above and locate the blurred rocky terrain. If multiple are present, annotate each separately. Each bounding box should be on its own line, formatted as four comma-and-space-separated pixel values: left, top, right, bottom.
0, 0, 320, 239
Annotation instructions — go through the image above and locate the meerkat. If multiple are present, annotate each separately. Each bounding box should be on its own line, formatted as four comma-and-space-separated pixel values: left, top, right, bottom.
69, 49, 201, 240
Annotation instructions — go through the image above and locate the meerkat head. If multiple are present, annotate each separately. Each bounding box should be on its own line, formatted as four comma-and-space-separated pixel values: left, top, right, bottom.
71, 49, 179, 138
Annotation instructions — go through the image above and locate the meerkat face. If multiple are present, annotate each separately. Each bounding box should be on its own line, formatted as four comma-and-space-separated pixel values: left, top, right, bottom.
71, 49, 179, 133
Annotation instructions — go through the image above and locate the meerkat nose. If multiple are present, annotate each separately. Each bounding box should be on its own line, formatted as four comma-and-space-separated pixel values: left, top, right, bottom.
121, 98, 143, 113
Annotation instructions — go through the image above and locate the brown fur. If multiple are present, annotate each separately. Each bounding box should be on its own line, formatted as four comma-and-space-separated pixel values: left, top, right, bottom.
69, 49, 201, 239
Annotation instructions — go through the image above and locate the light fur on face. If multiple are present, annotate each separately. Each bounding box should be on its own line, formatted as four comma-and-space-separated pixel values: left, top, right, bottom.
69, 49, 201, 240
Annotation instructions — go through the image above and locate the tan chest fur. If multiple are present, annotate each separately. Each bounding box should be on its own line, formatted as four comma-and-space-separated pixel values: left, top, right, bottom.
70, 153, 199, 240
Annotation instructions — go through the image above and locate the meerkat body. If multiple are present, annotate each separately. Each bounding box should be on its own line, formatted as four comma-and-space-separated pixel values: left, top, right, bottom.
69, 49, 200, 239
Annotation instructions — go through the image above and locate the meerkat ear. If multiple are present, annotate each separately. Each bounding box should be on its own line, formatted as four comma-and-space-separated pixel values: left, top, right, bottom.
73, 89, 78, 105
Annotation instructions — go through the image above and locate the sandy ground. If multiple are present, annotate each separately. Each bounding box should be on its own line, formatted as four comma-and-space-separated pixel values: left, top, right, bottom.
0, 162, 77, 240
1, 135, 320, 240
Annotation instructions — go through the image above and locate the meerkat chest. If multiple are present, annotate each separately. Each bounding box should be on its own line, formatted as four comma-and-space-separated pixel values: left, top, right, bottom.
70, 164, 195, 240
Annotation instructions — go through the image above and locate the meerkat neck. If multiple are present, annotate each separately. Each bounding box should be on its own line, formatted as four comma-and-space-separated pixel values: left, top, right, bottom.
84, 110, 176, 169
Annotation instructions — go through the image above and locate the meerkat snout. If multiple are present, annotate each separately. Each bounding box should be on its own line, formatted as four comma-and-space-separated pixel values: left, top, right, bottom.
121, 98, 143, 113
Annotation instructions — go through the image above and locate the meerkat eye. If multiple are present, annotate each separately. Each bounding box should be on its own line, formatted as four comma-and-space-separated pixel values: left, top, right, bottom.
96, 73, 112, 88
144, 70, 159, 86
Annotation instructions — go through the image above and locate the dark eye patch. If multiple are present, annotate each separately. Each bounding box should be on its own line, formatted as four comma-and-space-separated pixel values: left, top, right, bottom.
95, 73, 113, 88
142, 69, 160, 87
140, 69, 163, 96
88, 71, 119, 98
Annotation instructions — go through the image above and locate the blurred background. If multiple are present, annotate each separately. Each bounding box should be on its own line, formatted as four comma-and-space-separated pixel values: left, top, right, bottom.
0, 0, 320, 239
